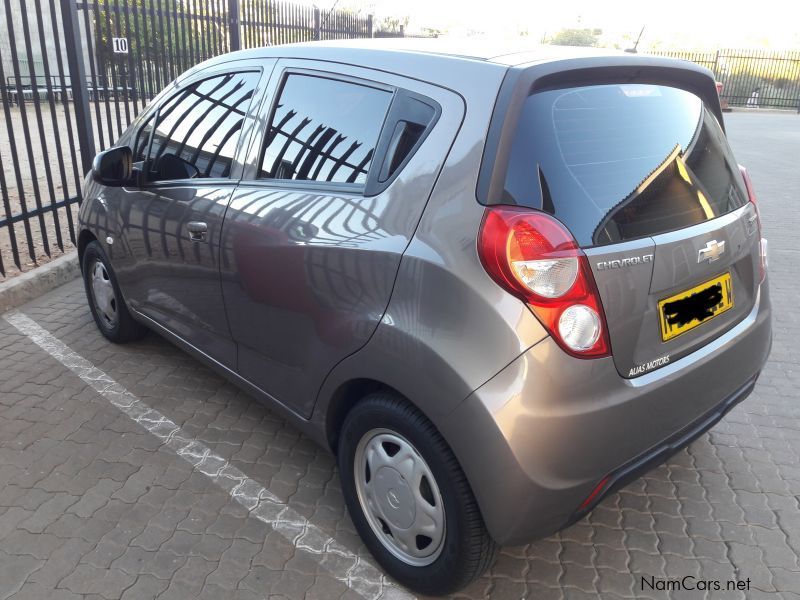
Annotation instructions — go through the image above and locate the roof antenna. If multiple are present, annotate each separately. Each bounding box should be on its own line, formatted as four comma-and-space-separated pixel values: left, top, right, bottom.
625, 25, 645, 53
319, 0, 343, 31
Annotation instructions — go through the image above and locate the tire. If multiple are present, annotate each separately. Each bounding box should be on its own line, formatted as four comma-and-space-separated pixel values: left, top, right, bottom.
82, 240, 147, 343
338, 391, 497, 595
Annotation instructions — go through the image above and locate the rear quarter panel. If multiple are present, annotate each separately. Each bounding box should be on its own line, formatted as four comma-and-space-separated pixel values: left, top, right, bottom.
313, 63, 548, 431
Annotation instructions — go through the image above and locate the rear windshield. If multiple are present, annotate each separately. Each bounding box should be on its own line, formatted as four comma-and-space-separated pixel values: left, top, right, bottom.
499, 84, 748, 247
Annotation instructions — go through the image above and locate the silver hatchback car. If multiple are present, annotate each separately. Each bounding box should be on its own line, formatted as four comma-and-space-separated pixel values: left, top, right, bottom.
77, 40, 772, 594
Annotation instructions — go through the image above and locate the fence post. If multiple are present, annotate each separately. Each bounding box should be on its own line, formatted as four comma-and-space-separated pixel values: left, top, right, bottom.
367, 14, 373, 38
228, 0, 241, 51
313, 8, 321, 40
400, 24, 404, 38
60, 0, 95, 175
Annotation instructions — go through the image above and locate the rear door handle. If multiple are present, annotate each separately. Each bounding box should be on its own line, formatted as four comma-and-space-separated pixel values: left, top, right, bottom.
187, 221, 208, 241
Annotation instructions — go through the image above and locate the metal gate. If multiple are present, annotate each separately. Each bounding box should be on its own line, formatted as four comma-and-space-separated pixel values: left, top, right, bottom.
0, 0, 375, 279
653, 49, 800, 109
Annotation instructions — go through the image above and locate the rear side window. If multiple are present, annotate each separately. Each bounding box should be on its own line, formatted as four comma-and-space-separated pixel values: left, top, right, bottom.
259, 74, 392, 185
147, 71, 260, 181
499, 84, 748, 247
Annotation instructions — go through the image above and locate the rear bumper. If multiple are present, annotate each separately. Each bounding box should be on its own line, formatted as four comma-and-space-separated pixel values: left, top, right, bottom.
565, 372, 758, 525
442, 282, 772, 545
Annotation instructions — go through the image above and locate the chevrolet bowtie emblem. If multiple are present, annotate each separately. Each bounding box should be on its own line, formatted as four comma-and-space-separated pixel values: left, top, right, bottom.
698, 239, 726, 263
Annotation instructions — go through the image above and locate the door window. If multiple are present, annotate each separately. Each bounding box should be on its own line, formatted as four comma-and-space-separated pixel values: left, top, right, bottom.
259, 74, 392, 185
147, 71, 260, 181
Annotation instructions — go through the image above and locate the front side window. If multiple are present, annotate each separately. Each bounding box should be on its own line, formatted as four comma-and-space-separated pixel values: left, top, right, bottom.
147, 71, 260, 181
499, 84, 748, 247
259, 74, 392, 185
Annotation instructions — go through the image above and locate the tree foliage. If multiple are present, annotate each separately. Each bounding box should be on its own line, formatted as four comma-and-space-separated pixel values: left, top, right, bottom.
547, 28, 602, 47
92, 0, 229, 92
376, 15, 409, 33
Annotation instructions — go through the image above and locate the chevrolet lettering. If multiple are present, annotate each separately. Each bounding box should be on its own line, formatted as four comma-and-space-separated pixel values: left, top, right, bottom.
597, 254, 654, 270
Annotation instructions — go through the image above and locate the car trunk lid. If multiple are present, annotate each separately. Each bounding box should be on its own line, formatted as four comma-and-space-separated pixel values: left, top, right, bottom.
588, 203, 760, 377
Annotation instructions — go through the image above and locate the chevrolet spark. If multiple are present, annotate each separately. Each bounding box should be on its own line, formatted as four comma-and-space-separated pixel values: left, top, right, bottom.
77, 40, 772, 595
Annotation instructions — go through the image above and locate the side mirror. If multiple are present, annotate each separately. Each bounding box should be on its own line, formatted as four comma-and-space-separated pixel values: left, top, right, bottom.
91, 146, 133, 186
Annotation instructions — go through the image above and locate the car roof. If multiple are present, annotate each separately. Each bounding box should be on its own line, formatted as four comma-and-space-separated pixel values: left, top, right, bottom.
217, 38, 626, 70
183, 40, 715, 117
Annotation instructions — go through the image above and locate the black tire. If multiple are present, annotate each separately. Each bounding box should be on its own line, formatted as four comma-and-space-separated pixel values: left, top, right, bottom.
82, 240, 147, 343
338, 391, 497, 595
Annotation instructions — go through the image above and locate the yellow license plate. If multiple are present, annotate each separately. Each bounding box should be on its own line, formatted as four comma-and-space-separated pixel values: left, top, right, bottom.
658, 273, 733, 342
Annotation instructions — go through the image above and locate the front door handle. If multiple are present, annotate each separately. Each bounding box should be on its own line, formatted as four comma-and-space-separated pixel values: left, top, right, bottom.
187, 221, 208, 241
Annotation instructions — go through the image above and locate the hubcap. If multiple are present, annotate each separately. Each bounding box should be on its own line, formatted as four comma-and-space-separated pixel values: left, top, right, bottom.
354, 429, 446, 566
90, 260, 118, 328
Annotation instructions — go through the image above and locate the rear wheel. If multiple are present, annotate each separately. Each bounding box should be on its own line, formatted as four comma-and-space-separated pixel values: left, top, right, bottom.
338, 392, 497, 595
82, 241, 146, 343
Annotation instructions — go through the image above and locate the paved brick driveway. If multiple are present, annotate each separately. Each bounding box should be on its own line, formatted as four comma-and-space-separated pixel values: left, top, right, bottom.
0, 111, 798, 599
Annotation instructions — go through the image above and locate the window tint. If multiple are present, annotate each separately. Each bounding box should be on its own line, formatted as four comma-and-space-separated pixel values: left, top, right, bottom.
500, 84, 748, 247
147, 72, 260, 181
260, 74, 392, 185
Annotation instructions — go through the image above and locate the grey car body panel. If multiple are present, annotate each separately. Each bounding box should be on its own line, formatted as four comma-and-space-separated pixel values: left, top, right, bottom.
120, 183, 238, 366
221, 59, 467, 418
586, 203, 759, 378
78, 40, 772, 547
310, 54, 548, 425
312, 141, 550, 423
444, 283, 770, 545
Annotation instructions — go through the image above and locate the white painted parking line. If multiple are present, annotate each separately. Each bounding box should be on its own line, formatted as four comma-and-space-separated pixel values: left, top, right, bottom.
4, 311, 413, 600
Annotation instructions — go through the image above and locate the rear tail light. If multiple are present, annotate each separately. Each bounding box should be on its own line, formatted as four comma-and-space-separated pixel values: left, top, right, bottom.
478, 207, 611, 358
739, 165, 766, 283
559, 305, 602, 351
512, 258, 578, 298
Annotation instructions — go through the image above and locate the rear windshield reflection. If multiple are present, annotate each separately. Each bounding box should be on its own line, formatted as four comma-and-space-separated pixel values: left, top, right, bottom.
501, 84, 749, 247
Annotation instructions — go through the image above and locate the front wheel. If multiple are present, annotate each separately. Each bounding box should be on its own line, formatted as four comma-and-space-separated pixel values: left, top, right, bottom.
82, 240, 146, 343
338, 392, 497, 595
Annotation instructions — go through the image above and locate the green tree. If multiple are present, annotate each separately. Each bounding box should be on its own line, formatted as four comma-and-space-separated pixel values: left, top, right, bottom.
548, 28, 601, 47
376, 15, 409, 34
92, 0, 230, 98
91, 0, 322, 99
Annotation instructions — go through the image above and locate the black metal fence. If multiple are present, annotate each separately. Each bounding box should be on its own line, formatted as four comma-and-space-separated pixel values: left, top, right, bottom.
0, 0, 378, 278
652, 49, 800, 110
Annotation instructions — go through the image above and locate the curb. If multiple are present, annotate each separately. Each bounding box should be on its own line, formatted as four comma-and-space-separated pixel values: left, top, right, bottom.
728, 107, 799, 115
0, 251, 81, 314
